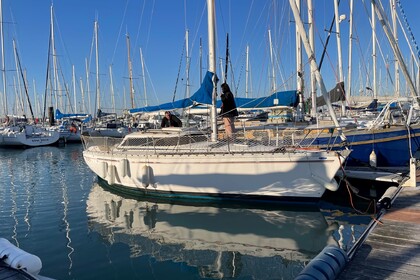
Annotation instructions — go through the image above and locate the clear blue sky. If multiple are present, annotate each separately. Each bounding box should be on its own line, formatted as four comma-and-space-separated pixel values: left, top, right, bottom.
1, 0, 419, 116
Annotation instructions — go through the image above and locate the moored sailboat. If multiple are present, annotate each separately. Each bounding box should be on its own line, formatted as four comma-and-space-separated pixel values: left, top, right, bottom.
82, 0, 350, 202
0, 122, 59, 147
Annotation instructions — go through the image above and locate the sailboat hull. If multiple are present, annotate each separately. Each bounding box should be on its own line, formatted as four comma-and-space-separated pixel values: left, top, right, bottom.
83, 136, 349, 201
312, 125, 420, 167
0, 125, 60, 147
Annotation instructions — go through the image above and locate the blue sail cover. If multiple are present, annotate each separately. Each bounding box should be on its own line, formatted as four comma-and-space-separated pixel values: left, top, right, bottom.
224, 90, 298, 109
129, 71, 214, 114
129, 71, 298, 114
56, 109, 91, 119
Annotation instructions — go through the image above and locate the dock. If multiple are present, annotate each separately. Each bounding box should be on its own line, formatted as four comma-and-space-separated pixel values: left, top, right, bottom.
337, 185, 420, 279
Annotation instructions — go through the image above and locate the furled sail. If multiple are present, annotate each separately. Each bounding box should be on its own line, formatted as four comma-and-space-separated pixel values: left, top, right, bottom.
129, 71, 298, 114
129, 71, 214, 114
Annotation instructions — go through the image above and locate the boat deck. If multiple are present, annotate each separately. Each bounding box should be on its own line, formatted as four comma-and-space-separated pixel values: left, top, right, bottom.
338, 184, 420, 279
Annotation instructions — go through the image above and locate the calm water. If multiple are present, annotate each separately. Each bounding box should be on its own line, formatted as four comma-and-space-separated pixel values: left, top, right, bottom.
0, 145, 372, 280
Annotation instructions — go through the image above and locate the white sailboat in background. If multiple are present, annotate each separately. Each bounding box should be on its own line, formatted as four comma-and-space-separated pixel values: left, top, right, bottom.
0, 28, 60, 147
82, 0, 350, 202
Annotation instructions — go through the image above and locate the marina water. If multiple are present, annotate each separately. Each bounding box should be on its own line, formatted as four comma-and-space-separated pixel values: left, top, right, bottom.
0, 144, 371, 280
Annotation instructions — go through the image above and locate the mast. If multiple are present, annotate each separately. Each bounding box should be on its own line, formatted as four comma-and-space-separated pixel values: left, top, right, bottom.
13, 39, 24, 115
218, 58, 224, 79
334, 0, 346, 115
268, 29, 276, 92
390, 0, 400, 96
347, 0, 354, 105
372, 2, 377, 100
14, 39, 34, 120
245, 44, 250, 98
94, 19, 100, 116
224, 33, 229, 83
140, 48, 148, 106
199, 37, 203, 83
207, 0, 217, 142
72, 65, 76, 113
0, 0, 7, 115
126, 33, 134, 109
79, 77, 85, 113
308, 0, 317, 118
289, 0, 346, 141
185, 30, 191, 98
109, 65, 115, 113
295, 0, 304, 121
51, 4, 60, 111
371, 0, 419, 105
33, 79, 39, 117
85, 58, 91, 115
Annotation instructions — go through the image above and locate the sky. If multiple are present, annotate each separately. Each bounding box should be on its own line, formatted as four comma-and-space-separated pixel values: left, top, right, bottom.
1, 0, 420, 117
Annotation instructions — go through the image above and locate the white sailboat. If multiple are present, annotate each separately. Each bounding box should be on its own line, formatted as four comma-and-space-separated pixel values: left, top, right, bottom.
0, 122, 59, 147
0, 33, 60, 148
82, 0, 350, 201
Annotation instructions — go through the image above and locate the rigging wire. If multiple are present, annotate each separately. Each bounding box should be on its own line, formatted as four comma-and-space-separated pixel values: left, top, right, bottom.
396, 0, 420, 61
43, 21, 53, 123
319, 0, 339, 70
172, 41, 185, 102
111, 0, 130, 64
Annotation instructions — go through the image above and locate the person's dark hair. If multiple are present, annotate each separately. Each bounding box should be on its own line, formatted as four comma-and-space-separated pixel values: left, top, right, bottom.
221, 83, 230, 93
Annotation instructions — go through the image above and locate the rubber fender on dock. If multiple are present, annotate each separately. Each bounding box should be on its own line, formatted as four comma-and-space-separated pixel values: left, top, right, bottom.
295, 245, 349, 280
0, 238, 42, 275
377, 186, 398, 210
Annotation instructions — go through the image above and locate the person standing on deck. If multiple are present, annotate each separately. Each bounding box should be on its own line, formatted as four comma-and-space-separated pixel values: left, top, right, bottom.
220, 82, 238, 139
161, 111, 182, 128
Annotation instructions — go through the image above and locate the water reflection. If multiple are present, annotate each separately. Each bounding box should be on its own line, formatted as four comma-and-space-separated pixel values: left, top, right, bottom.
87, 182, 341, 279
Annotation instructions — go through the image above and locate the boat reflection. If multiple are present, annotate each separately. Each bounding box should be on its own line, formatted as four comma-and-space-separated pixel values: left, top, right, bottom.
86, 182, 340, 279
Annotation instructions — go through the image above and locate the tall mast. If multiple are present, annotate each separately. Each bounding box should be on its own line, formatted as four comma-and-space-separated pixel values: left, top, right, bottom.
207, 0, 217, 142
79, 77, 85, 113
372, 2, 377, 100
94, 19, 100, 116
289, 0, 346, 141
109, 65, 115, 113
72, 65, 76, 113
185, 30, 191, 98
371, 0, 419, 105
268, 29, 276, 92
14, 39, 34, 120
308, 0, 317, 118
126, 33, 134, 109
85, 58, 91, 115
199, 37, 203, 83
140, 48, 148, 106
51, 4, 60, 111
347, 0, 354, 105
390, 0, 399, 96
13, 40, 24, 115
295, 0, 304, 121
245, 44, 250, 98
33, 79, 39, 117
334, 0, 345, 115
0, 0, 7, 115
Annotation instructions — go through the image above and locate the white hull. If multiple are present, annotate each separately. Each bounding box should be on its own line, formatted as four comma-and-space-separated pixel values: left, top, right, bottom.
83, 131, 349, 200
88, 127, 135, 138
58, 130, 82, 142
0, 125, 60, 147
